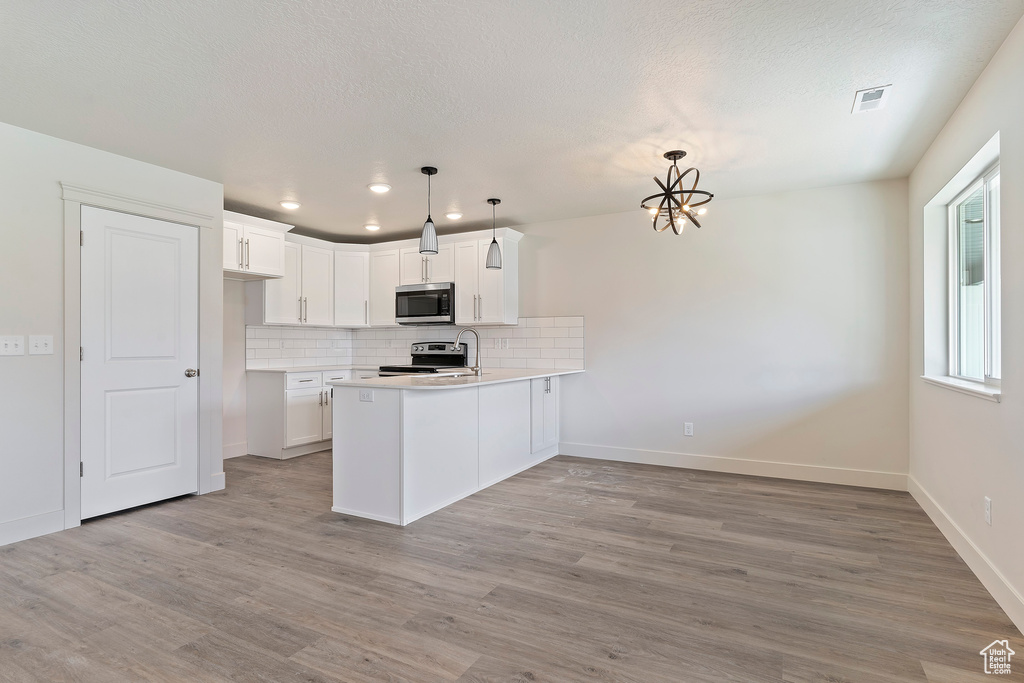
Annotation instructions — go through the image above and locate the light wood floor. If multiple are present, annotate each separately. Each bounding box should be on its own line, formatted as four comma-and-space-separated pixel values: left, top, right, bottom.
0, 454, 1019, 682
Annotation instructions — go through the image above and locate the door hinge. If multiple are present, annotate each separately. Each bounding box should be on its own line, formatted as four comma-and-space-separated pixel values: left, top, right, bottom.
80, 462, 84, 477
80, 347, 83, 361
80, 231, 84, 246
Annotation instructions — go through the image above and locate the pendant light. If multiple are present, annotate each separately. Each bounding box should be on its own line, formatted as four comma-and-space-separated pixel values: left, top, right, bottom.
640, 150, 713, 236
418, 166, 438, 254
485, 198, 502, 269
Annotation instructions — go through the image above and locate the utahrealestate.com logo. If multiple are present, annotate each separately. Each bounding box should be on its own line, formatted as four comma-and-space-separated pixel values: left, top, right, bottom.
980, 640, 1015, 675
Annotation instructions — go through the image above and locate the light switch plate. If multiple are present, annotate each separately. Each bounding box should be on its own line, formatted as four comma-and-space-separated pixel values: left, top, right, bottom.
0, 336, 25, 356
29, 335, 54, 355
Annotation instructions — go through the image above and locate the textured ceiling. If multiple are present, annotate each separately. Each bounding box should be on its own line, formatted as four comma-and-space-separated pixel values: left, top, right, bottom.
1, 0, 1021, 240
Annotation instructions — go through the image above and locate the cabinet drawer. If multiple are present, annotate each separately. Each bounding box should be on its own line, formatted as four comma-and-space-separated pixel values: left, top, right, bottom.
322, 370, 351, 384
286, 371, 323, 390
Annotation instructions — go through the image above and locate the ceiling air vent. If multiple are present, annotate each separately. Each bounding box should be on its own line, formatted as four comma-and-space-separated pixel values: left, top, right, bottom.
852, 85, 892, 114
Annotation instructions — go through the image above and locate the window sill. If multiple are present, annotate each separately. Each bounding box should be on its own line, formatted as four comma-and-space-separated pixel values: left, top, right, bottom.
920, 375, 1001, 403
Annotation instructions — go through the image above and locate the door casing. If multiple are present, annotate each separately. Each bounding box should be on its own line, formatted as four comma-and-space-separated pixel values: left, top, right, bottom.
62, 183, 222, 530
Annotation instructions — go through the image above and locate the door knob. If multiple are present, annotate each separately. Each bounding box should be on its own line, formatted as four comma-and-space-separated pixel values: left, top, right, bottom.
185, 368, 198, 378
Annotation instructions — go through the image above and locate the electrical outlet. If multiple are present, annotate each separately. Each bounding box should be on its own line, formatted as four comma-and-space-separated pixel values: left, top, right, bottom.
502, 338, 510, 349
494, 338, 501, 349
684, 422, 694, 437
984, 496, 992, 525
0, 336, 25, 356
29, 335, 54, 355
359, 389, 374, 402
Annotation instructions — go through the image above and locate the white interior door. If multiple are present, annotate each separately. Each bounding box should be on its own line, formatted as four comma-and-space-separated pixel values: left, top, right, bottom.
80, 206, 199, 519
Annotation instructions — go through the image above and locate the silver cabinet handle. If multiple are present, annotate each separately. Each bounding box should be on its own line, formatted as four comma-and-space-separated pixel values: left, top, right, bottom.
473, 295, 478, 321
478, 295, 482, 321
185, 368, 198, 378
364, 300, 368, 325
245, 239, 250, 269
298, 297, 303, 323
303, 297, 308, 322
319, 390, 323, 406
238, 238, 244, 269
298, 378, 313, 382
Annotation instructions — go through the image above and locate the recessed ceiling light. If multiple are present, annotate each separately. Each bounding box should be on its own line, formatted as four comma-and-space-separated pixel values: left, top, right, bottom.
445, 212, 463, 220
368, 183, 391, 193
279, 200, 301, 210
364, 224, 380, 231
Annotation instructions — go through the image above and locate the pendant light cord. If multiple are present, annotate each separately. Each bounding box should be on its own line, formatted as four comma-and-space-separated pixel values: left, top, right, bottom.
427, 173, 431, 217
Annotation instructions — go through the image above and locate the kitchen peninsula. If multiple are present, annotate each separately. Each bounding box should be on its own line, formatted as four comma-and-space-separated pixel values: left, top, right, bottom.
328, 368, 581, 525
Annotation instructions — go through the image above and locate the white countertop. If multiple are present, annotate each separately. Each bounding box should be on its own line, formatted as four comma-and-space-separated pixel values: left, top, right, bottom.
246, 365, 378, 374
327, 368, 583, 390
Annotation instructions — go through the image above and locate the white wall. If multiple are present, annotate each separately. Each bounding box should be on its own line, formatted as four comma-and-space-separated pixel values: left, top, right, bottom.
223, 280, 248, 459
908, 16, 1024, 628
0, 121, 224, 545
517, 179, 910, 489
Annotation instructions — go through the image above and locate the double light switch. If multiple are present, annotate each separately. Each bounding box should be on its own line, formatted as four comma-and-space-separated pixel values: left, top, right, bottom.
1, 335, 54, 356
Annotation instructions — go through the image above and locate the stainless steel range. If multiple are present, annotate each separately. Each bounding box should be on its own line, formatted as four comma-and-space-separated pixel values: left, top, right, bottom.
378, 342, 469, 376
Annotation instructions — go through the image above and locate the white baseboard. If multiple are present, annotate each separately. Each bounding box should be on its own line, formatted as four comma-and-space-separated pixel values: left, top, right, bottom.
909, 476, 1024, 632
208, 472, 225, 492
0, 510, 65, 548
223, 441, 248, 459
331, 506, 400, 525
559, 442, 908, 491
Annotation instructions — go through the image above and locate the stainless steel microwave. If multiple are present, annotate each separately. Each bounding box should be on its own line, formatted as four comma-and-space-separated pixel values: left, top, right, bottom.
395, 282, 455, 325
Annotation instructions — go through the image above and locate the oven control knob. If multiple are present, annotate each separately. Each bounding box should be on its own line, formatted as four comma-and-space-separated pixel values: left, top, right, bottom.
413, 345, 422, 352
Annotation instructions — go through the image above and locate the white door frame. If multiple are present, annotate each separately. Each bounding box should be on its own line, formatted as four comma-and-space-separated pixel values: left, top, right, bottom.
61, 183, 221, 530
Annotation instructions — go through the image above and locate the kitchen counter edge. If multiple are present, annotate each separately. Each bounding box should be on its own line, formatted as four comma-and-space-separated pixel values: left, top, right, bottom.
327, 368, 583, 390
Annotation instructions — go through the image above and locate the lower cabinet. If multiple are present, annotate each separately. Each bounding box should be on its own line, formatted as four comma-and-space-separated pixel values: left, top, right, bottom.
531, 375, 559, 453
247, 370, 349, 459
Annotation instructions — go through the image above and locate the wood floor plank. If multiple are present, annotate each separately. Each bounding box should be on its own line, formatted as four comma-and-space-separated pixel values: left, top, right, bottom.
0, 453, 1019, 682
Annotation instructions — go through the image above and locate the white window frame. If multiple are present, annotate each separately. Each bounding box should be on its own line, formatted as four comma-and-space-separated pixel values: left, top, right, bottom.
946, 162, 1000, 387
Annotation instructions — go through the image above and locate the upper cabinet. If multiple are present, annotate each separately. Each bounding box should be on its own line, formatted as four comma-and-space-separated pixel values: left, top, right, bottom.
454, 235, 520, 325
246, 229, 521, 328
223, 211, 291, 280
334, 250, 369, 327
369, 249, 400, 326
399, 244, 454, 285
254, 241, 334, 326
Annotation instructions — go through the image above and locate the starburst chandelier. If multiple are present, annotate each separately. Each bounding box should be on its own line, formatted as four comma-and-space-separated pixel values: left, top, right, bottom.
640, 150, 713, 235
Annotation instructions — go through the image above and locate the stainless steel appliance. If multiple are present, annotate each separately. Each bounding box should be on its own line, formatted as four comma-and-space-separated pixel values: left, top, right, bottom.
395, 282, 455, 325
378, 342, 468, 376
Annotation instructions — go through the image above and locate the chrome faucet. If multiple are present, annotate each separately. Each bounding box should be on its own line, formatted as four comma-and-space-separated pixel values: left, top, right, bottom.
454, 327, 483, 376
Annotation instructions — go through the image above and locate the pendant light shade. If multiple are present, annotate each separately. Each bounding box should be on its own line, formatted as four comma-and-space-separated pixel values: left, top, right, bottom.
485, 198, 502, 270
419, 166, 439, 255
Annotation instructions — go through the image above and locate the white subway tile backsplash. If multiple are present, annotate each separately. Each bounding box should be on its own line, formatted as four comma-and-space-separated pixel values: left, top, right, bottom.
245, 316, 583, 371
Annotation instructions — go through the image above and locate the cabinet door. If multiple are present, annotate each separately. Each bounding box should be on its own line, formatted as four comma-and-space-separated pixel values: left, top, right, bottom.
301, 244, 334, 326
322, 388, 333, 440
453, 240, 479, 324
427, 243, 454, 283
334, 251, 369, 326
399, 247, 426, 286
286, 387, 324, 447
264, 242, 302, 324
531, 376, 559, 453
369, 249, 400, 326
223, 221, 244, 271
243, 225, 285, 277
477, 238, 505, 324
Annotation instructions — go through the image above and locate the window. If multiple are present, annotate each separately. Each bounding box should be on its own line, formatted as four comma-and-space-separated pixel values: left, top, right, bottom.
948, 163, 1000, 384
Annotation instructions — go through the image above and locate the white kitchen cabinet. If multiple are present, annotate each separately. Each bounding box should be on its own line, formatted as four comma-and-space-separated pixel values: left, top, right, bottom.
531, 375, 559, 453
286, 386, 325, 448
223, 211, 290, 280
247, 370, 347, 459
399, 244, 453, 285
301, 244, 334, 326
254, 240, 333, 325
454, 236, 520, 324
369, 249, 400, 326
334, 250, 369, 327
